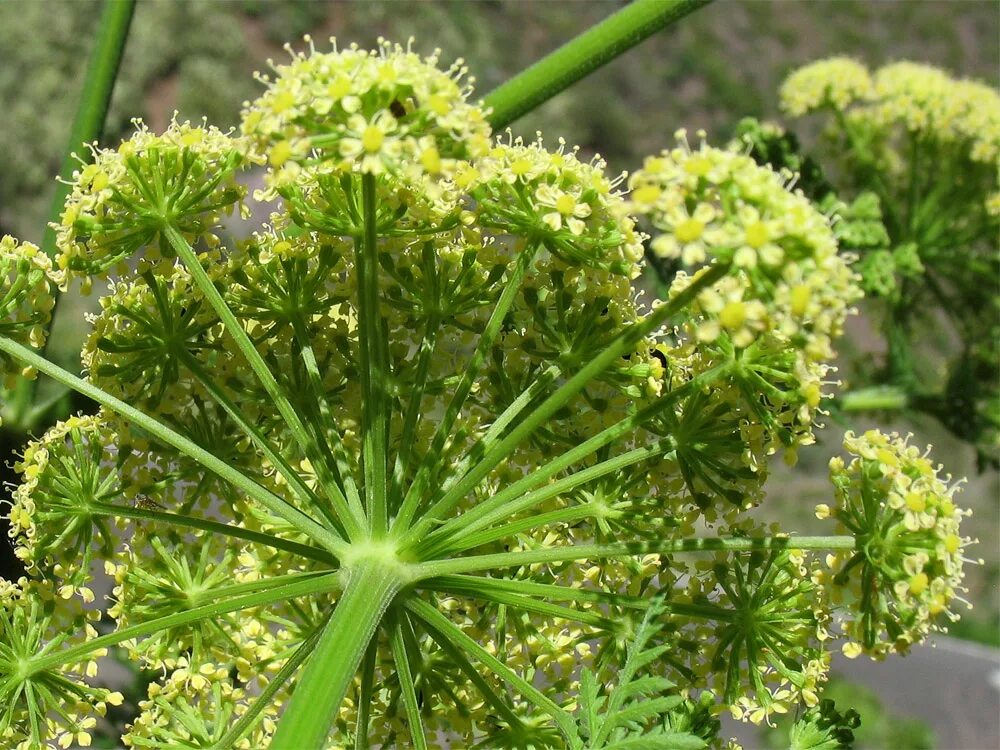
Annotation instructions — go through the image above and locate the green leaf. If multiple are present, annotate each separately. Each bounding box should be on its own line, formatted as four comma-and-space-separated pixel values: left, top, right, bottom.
602, 734, 706, 750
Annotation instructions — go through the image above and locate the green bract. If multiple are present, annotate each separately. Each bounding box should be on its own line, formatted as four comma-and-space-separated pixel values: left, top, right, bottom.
0, 33, 977, 750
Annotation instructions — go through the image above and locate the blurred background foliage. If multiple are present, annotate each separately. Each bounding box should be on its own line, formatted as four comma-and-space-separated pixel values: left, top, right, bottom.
0, 2, 997, 745
2, 0, 997, 241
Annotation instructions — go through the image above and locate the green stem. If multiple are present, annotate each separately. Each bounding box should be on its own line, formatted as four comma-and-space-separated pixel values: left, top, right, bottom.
89, 501, 336, 565
406, 598, 573, 737
270, 560, 403, 750
400, 265, 727, 548
29, 571, 339, 674
19, 0, 136, 422
163, 223, 363, 542
413, 535, 858, 579
0, 335, 347, 557
388, 614, 429, 750
356, 173, 390, 537
180, 350, 333, 526
483, 0, 712, 128
41, 0, 136, 259
353, 643, 379, 750
838, 385, 910, 412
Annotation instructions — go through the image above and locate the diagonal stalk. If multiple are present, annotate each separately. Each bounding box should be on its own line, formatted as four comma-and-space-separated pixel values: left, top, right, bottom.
290, 315, 366, 521
355, 173, 391, 536
413, 535, 858, 579
179, 350, 334, 526
29, 571, 339, 674
389, 612, 429, 750
427, 575, 647, 610
394, 241, 541, 533
436, 364, 562, 498
406, 598, 573, 738
210, 626, 324, 750
0, 335, 346, 557
426, 577, 618, 632
418, 440, 675, 559
399, 258, 729, 549
270, 559, 404, 750
164, 223, 364, 540
438, 504, 605, 554
89, 501, 336, 565
415, 615, 528, 735
484, 0, 712, 129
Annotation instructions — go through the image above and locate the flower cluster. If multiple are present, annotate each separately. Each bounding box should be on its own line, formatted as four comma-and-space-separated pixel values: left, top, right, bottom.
123, 668, 277, 749
0, 581, 123, 749
674, 547, 831, 724
771, 60, 1000, 469
53, 120, 258, 291
7, 415, 118, 601
779, 57, 873, 117
819, 430, 972, 658
779, 58, 1000, 209
630, 134, 862, 459
0, 235, 54, 389
242, 37, 491, 181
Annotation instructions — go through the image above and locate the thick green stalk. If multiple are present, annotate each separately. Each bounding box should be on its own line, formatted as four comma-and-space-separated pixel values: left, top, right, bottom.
270, 559, 404, 750
413, 535, 858, 579
356, 173, 391, 536
484, 0, 712, 128
29, 571, 338, 674
163, 224, 365, 541
838, 385, 910, 412
0, 335, 347, 557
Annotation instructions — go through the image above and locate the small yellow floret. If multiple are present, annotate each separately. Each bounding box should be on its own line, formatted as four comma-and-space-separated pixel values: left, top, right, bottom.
361, 126, 385, 153
908, 572, 929, 596
719, 301, 747, 330
674, 218, 705, 243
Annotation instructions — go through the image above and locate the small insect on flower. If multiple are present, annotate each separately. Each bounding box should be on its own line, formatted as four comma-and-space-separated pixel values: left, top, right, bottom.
133, 495, 165, 511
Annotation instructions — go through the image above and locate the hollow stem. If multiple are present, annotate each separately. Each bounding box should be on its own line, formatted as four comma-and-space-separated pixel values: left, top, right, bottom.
270, 559, 404, 750
484, 0, 712, 128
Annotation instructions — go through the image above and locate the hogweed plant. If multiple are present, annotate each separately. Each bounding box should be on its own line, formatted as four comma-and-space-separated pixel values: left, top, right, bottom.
0, 24, 981, 750
732, 59, 1000, 468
